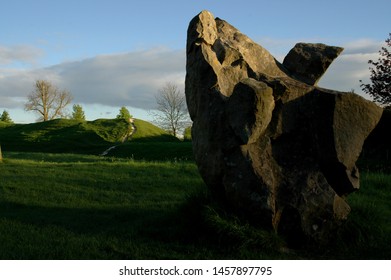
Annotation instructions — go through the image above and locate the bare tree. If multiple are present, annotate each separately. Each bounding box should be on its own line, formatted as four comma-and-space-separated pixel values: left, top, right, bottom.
25, 80, 72, 121
153, 82, 190, 138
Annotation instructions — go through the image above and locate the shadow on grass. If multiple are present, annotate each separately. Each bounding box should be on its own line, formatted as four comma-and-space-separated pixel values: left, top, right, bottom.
1, 193, 389, 259
0, 199, 195, 259
0, 193, 289, 260
0, 200, 169, 235
4, 152, 105, 163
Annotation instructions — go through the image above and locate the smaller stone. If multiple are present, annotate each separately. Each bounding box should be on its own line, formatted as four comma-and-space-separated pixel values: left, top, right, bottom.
283, 43, 343, 85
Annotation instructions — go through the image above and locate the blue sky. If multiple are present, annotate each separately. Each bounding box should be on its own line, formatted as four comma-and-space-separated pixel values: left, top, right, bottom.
1, 0, 390, 123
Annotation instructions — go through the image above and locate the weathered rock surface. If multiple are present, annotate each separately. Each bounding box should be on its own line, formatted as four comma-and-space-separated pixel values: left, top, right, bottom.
185, 10, 383, 244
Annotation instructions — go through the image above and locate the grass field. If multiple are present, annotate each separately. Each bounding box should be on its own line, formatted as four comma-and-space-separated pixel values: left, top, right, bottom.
0, 152, 206, 259
1, 151, 390, 259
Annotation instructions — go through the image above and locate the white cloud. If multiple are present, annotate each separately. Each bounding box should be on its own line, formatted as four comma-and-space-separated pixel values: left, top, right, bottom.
0, 38, 385, 123
0, 96, 23, 109
48, 48, 185, 109
0, 45, 44, 66
0, 48, 186, 113
341, 39, 383, 55
318, 39, 383, 97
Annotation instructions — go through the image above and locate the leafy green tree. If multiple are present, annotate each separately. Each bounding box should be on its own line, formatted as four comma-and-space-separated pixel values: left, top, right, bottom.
360, 33, 391, 107
116, 106, 132, 121
71, 104, 86, 121
0, 110, 13, 123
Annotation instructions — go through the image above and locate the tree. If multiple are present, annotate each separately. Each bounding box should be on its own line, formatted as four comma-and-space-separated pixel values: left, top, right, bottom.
71, 104, 86, 121
0, 110, 13, 123
116, 106, 132, 122
152, 82, 190, 138
360, 33, 391, 106
25, 80, 73, 121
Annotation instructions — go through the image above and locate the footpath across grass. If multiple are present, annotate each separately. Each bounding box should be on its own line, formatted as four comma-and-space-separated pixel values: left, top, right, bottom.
0, 152, 390, 259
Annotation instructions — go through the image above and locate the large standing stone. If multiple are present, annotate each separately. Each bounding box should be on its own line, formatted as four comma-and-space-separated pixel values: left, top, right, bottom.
185, 10, 383, 244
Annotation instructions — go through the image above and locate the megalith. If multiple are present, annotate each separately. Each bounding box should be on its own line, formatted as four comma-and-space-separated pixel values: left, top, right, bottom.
185, 10, 383, 244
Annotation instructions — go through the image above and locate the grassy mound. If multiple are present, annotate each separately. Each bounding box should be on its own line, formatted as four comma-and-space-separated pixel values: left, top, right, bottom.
132, 119, 179, 142
0, 121, 13, 128
0, 118, 178, 155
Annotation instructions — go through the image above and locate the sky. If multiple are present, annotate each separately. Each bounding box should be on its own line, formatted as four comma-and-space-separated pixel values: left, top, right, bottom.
1, 0, 390, 123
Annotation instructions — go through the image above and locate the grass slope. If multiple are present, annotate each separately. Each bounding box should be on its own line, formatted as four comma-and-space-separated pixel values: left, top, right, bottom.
0, 118, 178, 155
0, 152, 204, 259
0, 152, 390, 259
132, 119, 179, 142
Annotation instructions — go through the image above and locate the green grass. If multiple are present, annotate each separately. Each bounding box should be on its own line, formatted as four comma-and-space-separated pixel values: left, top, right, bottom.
0, 152, 205, 259
109, 142, 194, 161
0, 118, 178, 155
0, 152, 288, 259
131, 119, 179, 142
0, 121, 13, 128
331, 172, 391, 259
0, 151, 390, 259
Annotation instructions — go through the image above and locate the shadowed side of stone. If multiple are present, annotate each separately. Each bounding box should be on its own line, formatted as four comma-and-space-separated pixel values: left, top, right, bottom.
185, 10, 383, 245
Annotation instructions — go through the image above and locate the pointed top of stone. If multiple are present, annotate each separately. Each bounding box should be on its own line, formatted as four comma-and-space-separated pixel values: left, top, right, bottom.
283, 43, 344, 85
